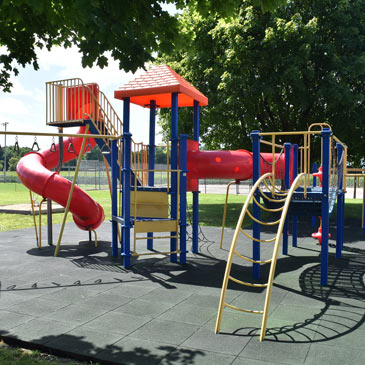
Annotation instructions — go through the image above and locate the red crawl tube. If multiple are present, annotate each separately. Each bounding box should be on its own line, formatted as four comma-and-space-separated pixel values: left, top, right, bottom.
16, 127, 105, 231
186, 140, 286, 191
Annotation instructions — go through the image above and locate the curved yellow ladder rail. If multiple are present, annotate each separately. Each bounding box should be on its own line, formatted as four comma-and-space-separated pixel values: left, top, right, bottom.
259, 173, 306, 341
215, 172, 306, 341
220, 180, 237, 249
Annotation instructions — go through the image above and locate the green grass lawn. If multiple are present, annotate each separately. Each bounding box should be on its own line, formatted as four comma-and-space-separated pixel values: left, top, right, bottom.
0, 182, 363, 233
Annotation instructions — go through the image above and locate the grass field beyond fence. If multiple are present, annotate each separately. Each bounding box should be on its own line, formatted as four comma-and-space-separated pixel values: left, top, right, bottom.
0, 183, 363, 233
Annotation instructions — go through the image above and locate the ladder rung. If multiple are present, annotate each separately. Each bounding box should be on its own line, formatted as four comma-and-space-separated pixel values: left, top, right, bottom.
224, 302, 264, 314
229, 275, 268, 288
233, 250, 272, 264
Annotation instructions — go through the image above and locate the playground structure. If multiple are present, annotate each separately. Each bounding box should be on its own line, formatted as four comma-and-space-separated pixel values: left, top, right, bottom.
215, 124, 348, 341
11, 65, 286, 266
1, 64, 364, 343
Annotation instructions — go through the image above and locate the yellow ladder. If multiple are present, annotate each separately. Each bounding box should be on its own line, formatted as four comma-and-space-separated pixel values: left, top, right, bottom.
215, 172, 305, 341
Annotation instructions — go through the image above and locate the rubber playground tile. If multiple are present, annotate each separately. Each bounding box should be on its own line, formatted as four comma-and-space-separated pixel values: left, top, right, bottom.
0, 310, 34, 331
206, 311, 260, 335
79, 291, 132, 310
313, 327, 365, 350
44, 303, 108, 324
269, 304, 324, 323
304, 343, 365, 365
139, 286, 194, 305
239, 339, 311, 364
101, 282, 156, 299
278, 291, 327, 308
181, 327, 252, 355
37, 286, 99, 304
160, 347, 236, 365
179, 293, 222, 310
83, 311, 152, 335
130, 319, 199, 345
95, 337, 176, 365
46, 326, 124, 357
232, 357, 287, 365
7, 317, 78, 344
157, 302, 217, 326
115, 298, 175, 318
7, 297, 69, 317
0, 292, 32, 309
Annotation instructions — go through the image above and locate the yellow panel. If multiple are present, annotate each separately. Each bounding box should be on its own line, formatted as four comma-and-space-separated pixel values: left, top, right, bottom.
131, 204, 168, 218
131, 191, 168, 205
131, 191, 169, 218
134, 220, 178, 233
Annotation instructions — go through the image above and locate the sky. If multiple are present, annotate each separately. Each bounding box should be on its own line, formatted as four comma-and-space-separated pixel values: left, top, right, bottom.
0, 45, 163, 150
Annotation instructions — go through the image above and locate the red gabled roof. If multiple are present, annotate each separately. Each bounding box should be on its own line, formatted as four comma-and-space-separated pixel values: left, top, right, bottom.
114, 65, 208, 108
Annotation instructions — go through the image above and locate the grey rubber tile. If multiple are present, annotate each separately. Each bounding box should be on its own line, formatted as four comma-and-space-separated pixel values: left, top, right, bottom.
131, 319, 199, 345
158, 302, 217, 326
179, 293, 221, 309
101, 283, 156, 298
83, 311, 152, 335
7, 297, 68, 317
95, 337, 175, 365
7, 317, 77, 344
181, 327, 251, 355
0, 310, 34, 331
304, 344, 365, 365
46, 326, 124, 356
115, 298, 175, 317
0, 292, 32, 309
139, 287, 194, 305
45, 303, 108, 324
79, 291, 132, 310
161, 347, 236, 365
239, 339, 311, 364
38, 286, 98, 304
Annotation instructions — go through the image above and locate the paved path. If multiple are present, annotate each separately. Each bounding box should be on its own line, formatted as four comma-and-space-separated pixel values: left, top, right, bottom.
0, 220, 364, 364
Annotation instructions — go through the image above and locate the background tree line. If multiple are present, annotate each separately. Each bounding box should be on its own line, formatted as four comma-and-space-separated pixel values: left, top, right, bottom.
158, 0, 365, 165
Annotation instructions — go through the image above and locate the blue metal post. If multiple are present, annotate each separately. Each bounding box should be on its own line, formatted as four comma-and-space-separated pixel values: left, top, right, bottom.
321, 128, 332, 285
251, 130, 261, 279
283, 142, 292, 255
292, 144, 298, 247
312, 162, 318, 228
170, 92, 178, 263
336, 143, 344, 258
122, 98, 131, 268
147, 100, 156, 250
192, 101, 200, 253
179, 134, 188, 264
111, 139, 118, 256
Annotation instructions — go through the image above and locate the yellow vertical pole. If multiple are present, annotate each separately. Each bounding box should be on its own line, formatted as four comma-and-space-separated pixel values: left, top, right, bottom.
103, 156, 121, 242
220, 181, 235, 249
54, 124, 90, 256
271, 135, 275, 192
38, 198, 46, 248
29, 191, 39, 247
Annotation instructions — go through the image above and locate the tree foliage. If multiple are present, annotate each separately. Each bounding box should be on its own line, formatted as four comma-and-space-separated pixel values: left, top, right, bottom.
0, 0, 281, 92
158, 0, 365, 164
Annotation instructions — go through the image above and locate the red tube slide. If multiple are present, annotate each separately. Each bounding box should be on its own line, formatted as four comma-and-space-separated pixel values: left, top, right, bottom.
186, 140, 285, 191
16, 127, 105, 231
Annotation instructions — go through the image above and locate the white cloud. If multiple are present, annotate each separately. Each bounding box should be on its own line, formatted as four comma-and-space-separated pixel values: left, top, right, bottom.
0, 97, 29, 115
